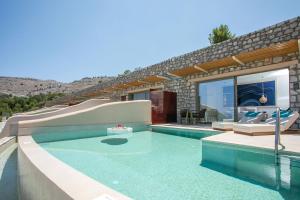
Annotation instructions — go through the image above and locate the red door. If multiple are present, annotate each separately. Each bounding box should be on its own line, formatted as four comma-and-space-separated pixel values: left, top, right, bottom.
150, 90, 177, 124
150, 90, 164, 124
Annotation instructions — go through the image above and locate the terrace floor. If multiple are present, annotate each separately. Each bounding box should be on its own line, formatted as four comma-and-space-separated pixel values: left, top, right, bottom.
152, 123, 300, 155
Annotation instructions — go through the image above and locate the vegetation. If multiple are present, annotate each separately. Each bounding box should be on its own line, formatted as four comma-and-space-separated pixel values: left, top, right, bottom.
118, 69, 131, 77
0, 93, 64, 120
123, 70, 131, 75
208, 24, 235, 44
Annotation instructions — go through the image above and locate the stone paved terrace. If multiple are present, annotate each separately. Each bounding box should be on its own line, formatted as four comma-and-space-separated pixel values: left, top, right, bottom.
152, 124, 300, 155
203, 131, 300, 155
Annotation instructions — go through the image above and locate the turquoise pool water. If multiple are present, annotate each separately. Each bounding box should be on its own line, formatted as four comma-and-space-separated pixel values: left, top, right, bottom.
37, 128, 300, 200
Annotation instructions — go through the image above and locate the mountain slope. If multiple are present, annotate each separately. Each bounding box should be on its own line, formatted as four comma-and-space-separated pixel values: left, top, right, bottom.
0, 76, 114, 96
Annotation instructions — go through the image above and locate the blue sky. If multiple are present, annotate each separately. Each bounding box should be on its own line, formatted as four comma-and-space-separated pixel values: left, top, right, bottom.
0, 0, 299, 82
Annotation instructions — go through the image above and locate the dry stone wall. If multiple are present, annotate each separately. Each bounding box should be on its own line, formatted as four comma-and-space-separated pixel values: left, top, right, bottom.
82, 17, 300, 126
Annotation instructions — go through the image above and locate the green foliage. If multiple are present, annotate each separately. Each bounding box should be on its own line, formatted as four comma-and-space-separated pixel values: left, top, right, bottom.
123, 70, 131, 75
208, 24, 235, 44
0, 93, 64, 120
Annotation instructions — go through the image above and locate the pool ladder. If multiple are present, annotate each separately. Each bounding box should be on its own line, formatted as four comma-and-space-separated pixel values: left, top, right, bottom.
274, 107, 281, 165
274, 107, 300, 167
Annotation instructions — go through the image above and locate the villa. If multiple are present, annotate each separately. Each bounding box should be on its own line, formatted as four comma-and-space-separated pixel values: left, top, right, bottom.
0, 17, 300, 200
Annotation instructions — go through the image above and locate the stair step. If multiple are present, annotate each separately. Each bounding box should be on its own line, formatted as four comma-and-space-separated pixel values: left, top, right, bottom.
277, 153, 300, 168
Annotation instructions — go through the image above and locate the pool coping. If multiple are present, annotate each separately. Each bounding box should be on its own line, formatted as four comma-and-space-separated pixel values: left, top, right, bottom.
150, 124, 220, 132
18, 136, 131, 200
151, 124, 300, 156
202, 133, 300, 157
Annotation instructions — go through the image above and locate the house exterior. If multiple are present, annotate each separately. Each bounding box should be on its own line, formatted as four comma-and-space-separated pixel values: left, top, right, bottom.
72, 17, 300, 128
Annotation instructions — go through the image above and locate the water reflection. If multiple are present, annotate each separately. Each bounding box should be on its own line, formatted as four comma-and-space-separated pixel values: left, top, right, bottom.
201, 142, 300, 200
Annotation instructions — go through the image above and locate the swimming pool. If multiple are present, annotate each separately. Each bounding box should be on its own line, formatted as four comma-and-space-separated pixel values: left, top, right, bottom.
35, 127, 300, 200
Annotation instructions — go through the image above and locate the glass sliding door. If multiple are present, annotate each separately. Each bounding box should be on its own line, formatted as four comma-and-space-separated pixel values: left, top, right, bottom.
199, 78, 235, 122
132, 91, 150, 100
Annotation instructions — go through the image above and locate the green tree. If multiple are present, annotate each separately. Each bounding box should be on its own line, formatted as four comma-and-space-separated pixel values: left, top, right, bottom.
123, 70, 131, 75
13, 103, 22, 113
0, 93, 64, 120
208, 24, 235, 44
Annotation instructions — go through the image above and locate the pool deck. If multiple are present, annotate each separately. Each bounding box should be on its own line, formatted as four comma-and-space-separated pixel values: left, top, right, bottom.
153, 124, 300, 155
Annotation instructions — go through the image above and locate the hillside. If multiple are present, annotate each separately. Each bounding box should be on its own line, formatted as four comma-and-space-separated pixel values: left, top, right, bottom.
0, 76, 114, 96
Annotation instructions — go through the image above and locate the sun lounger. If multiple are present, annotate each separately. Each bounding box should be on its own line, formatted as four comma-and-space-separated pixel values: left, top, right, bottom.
212, 111, 264, 131
233, 111, 299, 136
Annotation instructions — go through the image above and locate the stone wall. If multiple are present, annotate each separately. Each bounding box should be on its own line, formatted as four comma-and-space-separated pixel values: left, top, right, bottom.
289, 62, 300, 128
71, 17, 300, 127
80, 16, 300, 93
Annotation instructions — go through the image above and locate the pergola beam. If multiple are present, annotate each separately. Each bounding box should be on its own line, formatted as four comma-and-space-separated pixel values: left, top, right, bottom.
155, 75, 170, 80
193, 65, 208, 73
166, 72, 182, 78
298, 39, 300, 54
232, 56, 245, 65
138, 80, 150, 84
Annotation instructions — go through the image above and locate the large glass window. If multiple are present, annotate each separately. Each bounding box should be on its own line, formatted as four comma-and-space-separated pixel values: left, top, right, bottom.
132, 91, 150, 100
237, 69, 289, 109
198, 69, 289, 122
237, 69, 290, 118
199, 78, 234, 121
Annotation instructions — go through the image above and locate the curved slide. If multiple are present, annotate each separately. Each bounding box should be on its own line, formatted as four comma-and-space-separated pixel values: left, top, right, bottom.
18, 100, 152, 136
0, 98, 110, 138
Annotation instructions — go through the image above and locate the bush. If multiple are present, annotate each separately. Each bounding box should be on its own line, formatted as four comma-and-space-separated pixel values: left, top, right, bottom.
0, 93, 64, 118
208, 24, 235, 44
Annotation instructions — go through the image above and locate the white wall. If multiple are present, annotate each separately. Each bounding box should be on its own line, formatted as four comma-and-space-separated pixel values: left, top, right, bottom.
0, 99, 110, 138
18, 100, 151, 136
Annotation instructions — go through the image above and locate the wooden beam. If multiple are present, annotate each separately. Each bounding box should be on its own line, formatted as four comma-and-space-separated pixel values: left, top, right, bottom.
155, 75, 170, 80
298, 39, 300, 54
136, 80, 150, 84
188, 60, 298, 83
193, 65, 208, 73
232, 56, 245, 65
126, 85, 164, 94
167, 72, 182, 78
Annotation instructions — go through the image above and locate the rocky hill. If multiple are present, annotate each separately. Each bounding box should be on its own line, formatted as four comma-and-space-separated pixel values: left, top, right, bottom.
0, 76, 114, 96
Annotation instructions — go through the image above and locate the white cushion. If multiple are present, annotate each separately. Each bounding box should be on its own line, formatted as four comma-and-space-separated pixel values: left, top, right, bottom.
233, 123, 281, 133
212, 122, 236, 130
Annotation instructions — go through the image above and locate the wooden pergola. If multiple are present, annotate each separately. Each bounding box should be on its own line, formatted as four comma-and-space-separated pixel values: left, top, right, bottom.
168, 40, 299, 77
102, 75, 169, 92
143, 75, 169, 83
83, 39, 299, 97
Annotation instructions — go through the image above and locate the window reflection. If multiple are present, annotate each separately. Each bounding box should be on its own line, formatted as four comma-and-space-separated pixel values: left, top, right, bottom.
199, 79, 234, 122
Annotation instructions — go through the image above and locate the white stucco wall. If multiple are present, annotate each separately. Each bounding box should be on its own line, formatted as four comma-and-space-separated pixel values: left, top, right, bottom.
18, 100, 151, 136
0, 99, 110, 138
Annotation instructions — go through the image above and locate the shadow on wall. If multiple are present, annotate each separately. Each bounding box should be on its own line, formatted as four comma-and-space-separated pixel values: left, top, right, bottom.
0, 144, 18, 200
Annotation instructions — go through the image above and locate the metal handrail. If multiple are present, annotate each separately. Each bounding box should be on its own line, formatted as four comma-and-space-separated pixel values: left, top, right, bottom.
275, 107, 281, 165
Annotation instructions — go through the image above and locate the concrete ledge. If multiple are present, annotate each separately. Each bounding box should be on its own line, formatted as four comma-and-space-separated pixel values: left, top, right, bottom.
1, 99, 111, 138
18, 100, 151, 136
203, 132, 300, 156
18, 136, 131, 200
151, 124, 220, 132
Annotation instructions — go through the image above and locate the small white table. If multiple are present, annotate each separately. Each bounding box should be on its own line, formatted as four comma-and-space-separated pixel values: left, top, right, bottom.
107, 127, 133, 135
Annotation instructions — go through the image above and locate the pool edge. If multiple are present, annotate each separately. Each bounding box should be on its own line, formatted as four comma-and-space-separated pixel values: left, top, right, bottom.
18, 136, 131, 200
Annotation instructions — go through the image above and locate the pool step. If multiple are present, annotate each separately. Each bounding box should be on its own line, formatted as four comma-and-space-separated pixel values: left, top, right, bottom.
278, 153, 300, 168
